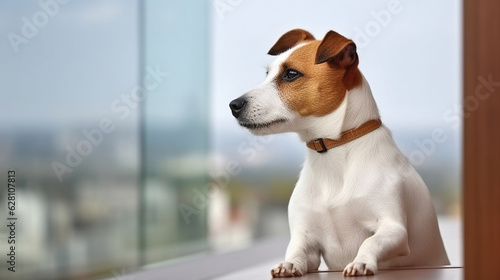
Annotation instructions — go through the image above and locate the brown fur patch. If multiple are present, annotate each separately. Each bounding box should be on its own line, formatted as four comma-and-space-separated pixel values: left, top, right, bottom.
277, 41, 362, 117
268, 29, 316, 55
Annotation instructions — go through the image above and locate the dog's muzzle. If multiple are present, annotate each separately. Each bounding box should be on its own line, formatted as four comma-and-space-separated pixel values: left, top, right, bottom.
229, 96, 247, 118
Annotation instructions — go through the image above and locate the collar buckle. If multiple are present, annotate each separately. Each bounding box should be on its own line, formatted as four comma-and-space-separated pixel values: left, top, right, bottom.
313, 138, 328, 153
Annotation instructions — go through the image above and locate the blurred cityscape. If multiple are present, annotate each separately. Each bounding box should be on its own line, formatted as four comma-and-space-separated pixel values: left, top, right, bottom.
0, 125, 139, 280
0, 122, 461, 279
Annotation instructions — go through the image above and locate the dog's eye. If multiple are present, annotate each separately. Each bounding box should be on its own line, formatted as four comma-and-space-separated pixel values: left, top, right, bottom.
282, 69, 302, 82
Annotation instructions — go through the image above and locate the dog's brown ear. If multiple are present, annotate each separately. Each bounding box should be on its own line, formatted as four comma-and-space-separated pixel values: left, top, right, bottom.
268, 29, 315, 56
315, 31, 357, 67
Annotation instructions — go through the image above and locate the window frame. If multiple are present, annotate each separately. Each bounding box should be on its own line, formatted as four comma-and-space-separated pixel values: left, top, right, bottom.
463, 0, 500, 279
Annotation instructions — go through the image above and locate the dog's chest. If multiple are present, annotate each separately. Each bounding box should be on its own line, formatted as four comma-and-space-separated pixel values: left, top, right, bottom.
309, 195, 375, 238
295, 196, 374, 266
290, 157, 381, 259
291, 179, 376, 238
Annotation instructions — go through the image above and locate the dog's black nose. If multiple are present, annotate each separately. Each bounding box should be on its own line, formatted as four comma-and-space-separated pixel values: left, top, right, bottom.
229, 97, 247, 118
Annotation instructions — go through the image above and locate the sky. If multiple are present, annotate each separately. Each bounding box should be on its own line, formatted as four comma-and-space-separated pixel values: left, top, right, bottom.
211, 0, 462, 134
0, 0, 139, 129
0, 0, 462, 164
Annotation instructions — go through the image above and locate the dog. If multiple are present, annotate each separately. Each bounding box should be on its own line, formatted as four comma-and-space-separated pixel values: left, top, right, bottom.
229, 29, 449, 277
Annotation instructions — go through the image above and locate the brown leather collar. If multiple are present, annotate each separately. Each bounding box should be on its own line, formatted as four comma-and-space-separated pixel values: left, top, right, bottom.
306, 119, 382, 153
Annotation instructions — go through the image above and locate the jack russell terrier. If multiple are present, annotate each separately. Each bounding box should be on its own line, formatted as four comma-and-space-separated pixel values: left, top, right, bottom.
229, 29, 449, 277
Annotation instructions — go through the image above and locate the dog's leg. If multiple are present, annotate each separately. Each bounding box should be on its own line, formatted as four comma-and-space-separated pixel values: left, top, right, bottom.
270, 235, 320, 278
343, 221, 410, 277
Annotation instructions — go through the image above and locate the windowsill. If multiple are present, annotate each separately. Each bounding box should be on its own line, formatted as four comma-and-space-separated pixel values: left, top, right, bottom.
216, 265, 462, 280
105, 217, 462, 280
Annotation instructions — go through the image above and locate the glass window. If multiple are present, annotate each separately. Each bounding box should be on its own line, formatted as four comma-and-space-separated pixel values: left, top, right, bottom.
141, 0, 210, 264
0, 1, 140, 279
0, 1, 462, 279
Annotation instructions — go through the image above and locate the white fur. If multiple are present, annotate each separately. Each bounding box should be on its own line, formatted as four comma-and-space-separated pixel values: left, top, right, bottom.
234, 43, 449, 277
236, 44, 306, 135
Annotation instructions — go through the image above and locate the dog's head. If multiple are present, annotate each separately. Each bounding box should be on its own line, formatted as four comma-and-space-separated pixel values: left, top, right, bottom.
229, 29, 362, 136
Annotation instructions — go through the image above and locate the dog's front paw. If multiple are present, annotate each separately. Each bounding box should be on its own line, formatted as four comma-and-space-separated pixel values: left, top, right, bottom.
343, 261, 377, 277
270, 261, 305, 278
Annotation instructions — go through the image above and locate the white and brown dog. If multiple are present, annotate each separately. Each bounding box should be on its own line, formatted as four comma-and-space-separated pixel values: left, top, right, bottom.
229, 29, 449, 277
